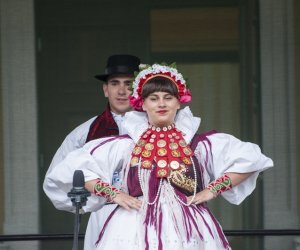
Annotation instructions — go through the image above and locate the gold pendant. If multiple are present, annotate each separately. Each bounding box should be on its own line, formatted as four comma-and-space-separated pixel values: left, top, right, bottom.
145, 143, 154, 150
171, 149, 181, 157
130, 156, 139, 166
133, 146, 142, 155
157, 148, 167, 156
182, 157, 192, 165
170, 160, 180, 170
157, 139, 167, 148
169, 142, 178, 150
137, 139, 146, 147
142, 160, 152, 169
178, 139, 187, 147
142, 150, 152, 158
157, 168, 168, 177
157, 159, 167, 168
183, 147, 192, 156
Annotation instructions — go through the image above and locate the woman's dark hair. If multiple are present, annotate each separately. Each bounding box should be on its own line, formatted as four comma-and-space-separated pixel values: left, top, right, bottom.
141, 76, 179, 99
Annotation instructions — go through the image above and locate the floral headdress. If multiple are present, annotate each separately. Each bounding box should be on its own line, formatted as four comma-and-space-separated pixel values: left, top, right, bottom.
129, 63, 192, 110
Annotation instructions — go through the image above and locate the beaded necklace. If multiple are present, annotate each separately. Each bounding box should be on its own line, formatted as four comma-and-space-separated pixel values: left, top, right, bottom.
131, 124, 197, 206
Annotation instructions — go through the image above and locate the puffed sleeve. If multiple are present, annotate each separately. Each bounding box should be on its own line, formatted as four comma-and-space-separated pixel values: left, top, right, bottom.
46, 116, 96, 173
44, 136, 133, 213
195, 133, 273, 205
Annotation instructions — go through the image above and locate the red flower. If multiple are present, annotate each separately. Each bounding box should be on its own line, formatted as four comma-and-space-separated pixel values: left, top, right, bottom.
179, 89, 192, 103
129, 96, 143, 111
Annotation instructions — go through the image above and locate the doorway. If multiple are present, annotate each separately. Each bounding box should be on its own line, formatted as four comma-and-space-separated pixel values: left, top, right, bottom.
36, 1, 261, 249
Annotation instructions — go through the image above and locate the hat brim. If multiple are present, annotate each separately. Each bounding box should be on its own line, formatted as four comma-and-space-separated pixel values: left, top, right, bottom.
95, 72, 135, 82
94, 74, 109, 82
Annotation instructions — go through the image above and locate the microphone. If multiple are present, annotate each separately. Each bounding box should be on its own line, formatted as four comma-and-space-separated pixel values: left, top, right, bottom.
68, 170, 91, 208
68, 170, 91, 250
73, 169, 85, 188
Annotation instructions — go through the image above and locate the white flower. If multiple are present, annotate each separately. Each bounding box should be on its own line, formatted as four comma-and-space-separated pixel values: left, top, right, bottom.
132, 64, 187, 98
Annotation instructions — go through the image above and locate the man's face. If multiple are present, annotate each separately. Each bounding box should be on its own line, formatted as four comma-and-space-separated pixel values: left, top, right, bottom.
103, 74, 133, 115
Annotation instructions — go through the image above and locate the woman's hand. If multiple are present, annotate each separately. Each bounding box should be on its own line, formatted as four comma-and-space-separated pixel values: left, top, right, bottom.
187, 188, 215, 205
187, 172, 256, 205
113, 192, 142, 211
85, 179, 142, 211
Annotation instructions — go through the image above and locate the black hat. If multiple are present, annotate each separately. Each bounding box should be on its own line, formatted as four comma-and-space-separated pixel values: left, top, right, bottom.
95, 54, 141, 81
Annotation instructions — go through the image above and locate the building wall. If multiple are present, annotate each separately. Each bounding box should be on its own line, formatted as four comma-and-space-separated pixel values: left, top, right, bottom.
0, 0, 39, 249
0, 0, 298, 249
260, 0, 299, 249
293, 1, 300, 227
0, 14, 3, 235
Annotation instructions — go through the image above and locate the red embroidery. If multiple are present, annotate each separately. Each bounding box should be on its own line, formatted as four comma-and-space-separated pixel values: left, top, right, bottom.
131, 124, 194, 178
93, 179, 120, 202
207, 174, 232, 196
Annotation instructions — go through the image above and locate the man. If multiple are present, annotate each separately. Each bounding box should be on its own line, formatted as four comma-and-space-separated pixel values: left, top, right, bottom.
44, 54, 140, 172
43, 54, 140, 249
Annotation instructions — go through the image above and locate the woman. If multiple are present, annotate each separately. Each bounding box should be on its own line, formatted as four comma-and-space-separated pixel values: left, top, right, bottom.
45, 63, 273, 250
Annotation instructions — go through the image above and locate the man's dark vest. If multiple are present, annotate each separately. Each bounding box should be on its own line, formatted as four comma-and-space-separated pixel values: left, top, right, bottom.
85, 104, 119, 143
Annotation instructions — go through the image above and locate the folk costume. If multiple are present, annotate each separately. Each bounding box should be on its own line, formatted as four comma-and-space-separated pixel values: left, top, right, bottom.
45, 107, 273, 249
43, 54, 141, 250
44, 63, 273, 250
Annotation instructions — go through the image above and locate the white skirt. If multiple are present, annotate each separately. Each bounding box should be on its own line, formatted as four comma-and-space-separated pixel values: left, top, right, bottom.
85, 200, 231, 250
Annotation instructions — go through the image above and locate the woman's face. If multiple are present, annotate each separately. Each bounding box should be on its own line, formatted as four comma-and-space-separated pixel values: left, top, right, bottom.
142, 91, 180, 127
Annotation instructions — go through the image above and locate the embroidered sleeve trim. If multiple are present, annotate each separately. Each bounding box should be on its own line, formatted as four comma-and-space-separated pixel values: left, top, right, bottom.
207, 174, 232, 197
93, 179, 120, 202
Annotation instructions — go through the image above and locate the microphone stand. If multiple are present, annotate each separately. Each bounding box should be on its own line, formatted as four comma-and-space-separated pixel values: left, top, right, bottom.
68, 171, 91, 250
73, 196, 81, 250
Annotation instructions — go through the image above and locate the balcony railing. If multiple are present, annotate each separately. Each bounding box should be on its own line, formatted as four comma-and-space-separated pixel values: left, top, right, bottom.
0, 230, 300, 242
